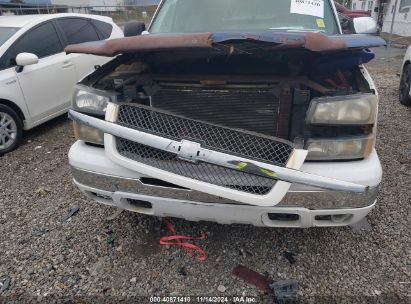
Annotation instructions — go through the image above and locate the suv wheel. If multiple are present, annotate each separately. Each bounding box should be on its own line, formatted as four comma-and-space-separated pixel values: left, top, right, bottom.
0, 104, 22, 155
400, 64, 411, 106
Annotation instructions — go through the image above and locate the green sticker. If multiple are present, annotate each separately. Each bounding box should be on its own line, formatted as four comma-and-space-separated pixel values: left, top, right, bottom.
260, 168, 277, 178
316, 19, 325, 28
236, 162, 248, 170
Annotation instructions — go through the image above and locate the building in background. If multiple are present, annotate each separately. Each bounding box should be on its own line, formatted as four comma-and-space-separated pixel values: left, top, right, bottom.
0, 0, 51, 4
52, 0, 120, 6
123, 0, 160, 5
52, 0, 120, 10
350, 0, 380, 21
0, 0, 66, 15
350, 0, 410, 36
381, 0, 411, 36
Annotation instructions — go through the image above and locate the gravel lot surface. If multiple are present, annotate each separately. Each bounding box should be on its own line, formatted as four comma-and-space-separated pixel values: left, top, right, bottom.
0, 52, 410, 304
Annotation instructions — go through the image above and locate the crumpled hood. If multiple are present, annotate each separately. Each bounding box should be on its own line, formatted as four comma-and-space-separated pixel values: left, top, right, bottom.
65, 31, 386, 57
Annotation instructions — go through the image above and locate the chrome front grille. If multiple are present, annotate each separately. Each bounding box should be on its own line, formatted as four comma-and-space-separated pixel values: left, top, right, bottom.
116, 138, 276, 195
117, 105, 293, 167
115, 104, 294, 196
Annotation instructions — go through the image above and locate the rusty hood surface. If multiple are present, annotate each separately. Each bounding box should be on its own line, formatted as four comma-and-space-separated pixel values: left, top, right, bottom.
65, 31, 386, 57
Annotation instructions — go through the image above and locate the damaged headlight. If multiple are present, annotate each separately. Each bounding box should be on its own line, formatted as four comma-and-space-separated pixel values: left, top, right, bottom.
73, 121, 104, 146
72, 85, 117, 146
306, 94, 378, 125
72, 85, 118, 116
306, 136, 374, 161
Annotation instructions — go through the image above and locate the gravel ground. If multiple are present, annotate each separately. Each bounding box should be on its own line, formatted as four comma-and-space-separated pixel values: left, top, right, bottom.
0, 54, 410, 304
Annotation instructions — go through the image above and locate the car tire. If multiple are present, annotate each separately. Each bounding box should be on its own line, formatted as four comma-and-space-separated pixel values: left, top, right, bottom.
399, 63, 411, 106
124, 21, 146, 37
0, 104, 23, 155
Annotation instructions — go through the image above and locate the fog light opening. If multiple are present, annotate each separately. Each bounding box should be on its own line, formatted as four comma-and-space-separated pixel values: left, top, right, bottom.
315, 214, 353, 223
331, 214, 353, 223
315, 215, 332, 221
92, 192, 112, 201
85, 191, 114, 206
127, 199, 153, 210
268, 213, 300, 222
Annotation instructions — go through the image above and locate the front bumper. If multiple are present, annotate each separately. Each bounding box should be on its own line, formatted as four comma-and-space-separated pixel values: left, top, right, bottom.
69, 141, 381, 228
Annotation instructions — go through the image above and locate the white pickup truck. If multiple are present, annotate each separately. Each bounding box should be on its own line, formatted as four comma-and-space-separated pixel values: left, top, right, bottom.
67, 0, 386, 228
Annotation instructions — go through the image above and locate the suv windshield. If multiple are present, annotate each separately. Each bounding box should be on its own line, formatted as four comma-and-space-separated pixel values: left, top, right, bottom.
0, 27, 19, 46
150, 0, 338, 35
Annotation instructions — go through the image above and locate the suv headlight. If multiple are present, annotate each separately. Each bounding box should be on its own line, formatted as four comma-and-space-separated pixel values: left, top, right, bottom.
306, 94, 378, 125
73, 121, 104, 146
72, 85, 118, 146
306, 136, 374, 161
72, 84, 118, 116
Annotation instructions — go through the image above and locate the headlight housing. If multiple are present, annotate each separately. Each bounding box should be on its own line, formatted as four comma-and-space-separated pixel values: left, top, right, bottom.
73, 121, 104, 146
72, 84, 118, 116
306, 136, 374, 161
306, 94, 378, 125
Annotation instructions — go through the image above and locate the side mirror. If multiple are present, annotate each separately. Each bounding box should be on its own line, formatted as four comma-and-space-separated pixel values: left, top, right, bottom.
15, 52, 39, 72
123, 21, 146, 37
353, 17, 378, 35
339, 13, 355, 34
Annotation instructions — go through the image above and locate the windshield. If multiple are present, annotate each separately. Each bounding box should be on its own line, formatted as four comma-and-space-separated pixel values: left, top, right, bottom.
0, 27, 19, 46
150, 0, 338, 35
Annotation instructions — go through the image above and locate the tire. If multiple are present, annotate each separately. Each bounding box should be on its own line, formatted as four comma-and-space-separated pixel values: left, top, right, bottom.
123, 21, 146, 37
0, 104, 23, 155
399, 64, 411, 106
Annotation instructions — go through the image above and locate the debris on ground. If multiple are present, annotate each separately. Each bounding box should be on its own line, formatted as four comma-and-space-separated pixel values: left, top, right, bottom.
106, 231, 117, 246
105, 209, 123, 221
269, 279, 299, 304
239, 246, 252, 258
130, 277, 137, 283
56, 282, 68, 290
160, 218, 207, 262
65, 206, 80, 221
232, 265, 273, 293
0, 277, 10, 293
179, 267, 188, 277
283, 251, 296, 265
217, 285, 227, 293
398, 146, 411, 164
151, 272, 159, 280
89, 257, 106, 277
233, 265, 299, 302
35, 187, 50, 197
350, 218, 373, 234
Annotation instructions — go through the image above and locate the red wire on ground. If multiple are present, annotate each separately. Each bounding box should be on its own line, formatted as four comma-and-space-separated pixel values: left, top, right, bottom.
160, 218, 208, 262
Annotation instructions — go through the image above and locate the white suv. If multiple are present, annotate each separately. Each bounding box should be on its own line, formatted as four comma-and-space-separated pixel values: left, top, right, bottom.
0, 14, 123, 155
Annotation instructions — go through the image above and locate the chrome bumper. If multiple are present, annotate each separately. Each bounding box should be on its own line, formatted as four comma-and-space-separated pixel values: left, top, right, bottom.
71, 167, 378, 210
69, 109, 368, 194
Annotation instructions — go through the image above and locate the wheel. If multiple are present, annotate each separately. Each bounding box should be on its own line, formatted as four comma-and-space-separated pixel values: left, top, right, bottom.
399, 64, 411, 106
123, 21, 146, 37
0, 104, 22, 155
